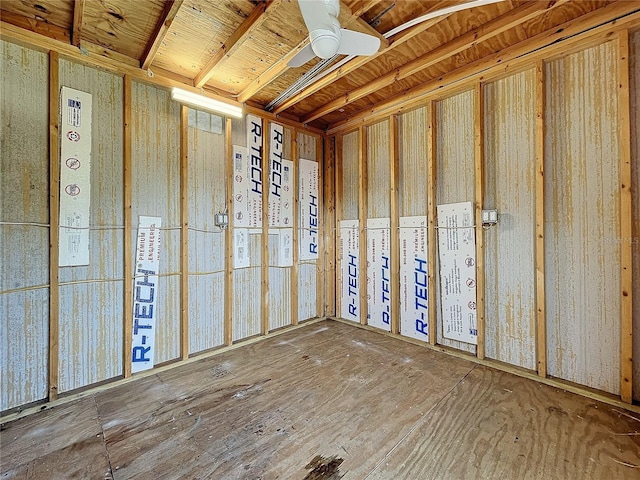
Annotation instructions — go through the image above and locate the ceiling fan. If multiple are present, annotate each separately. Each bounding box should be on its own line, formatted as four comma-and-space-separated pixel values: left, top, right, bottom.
286, 0, 506, 69
288, 0, 381, 68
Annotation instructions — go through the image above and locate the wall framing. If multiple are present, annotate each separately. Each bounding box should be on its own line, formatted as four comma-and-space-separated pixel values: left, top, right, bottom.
333, 22, 640, 406
1, 11, 639, 417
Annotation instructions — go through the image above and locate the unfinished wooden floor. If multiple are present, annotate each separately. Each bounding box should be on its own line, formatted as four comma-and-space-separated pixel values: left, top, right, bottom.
1, 320, 639, 479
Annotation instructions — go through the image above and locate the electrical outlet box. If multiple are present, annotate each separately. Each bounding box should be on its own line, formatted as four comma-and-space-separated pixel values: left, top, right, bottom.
214, 212, 229, 229
481, 209, 498, 226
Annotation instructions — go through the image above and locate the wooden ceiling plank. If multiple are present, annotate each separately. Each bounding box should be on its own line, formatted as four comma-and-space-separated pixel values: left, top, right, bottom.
301, 0, 568, 124
327, 3, 640, 134
237, 37, 310, 103
71, 0, 85, 47
272, 11, 451, 115
194, 0, 281, 89
0, 20, 233, 100
140, 0, 184, 70
237, 0, 387, 104
82, 41, 142, 68
348, 0, 386, 19
337, 0, 387, 47
0, 8, 139, 67
1, 17, 324, 135
0, 8, 70, 43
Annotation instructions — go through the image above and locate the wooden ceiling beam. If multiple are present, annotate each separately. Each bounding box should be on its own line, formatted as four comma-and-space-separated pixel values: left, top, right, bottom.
0, 9, 138, 67
194, 0, 281, 89
0, 8, 70, 43
348, 0, 387, 19
236, 38, 311, 103
0, 20, 236, 103
272, 4, 454, 115
71, 0, 85, 47
327, 3, 640, 135
140, 0, 184, 70
301, 0, 568, 124
0, 17, 323, 135
236, 0, 386, 104
350, 15, 388, 50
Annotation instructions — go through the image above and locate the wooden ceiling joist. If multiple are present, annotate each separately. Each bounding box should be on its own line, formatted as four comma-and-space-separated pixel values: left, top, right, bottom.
236, 0, 388, 104
349, 0, 387, 19
71, 0, 85, 47
0, 19, 241, 108
0, 0, 630, 131
194, 0, 281, 89
0, 9, 71, 43
327, 2, 640, 135
301, 0, 569, 124
352, 17, 389, 51
272, 2, 458, 115
236, 37, 310, 103
140, 0, 184, 70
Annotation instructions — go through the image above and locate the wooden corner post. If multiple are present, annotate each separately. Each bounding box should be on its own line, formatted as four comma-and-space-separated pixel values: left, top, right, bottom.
334, 135, 344, 320
474, 82, 486, 360
617, 29, 633, 404
427, 101, 438, 345
316, 135, 325, 318
535, 60, 548, 378
390, 115, 400, 335
225, 117, 234, 345
261, 119, 270, 335
179, 105, 189, 360
323, 135, 336, 317
48, 50, 60, 400
291, 129, 299, 326
123, 74, 133, 377
359, 126, 368, 326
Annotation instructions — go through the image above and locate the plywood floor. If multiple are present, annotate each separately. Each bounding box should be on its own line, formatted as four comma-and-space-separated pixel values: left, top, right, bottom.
1, 320, 639, 479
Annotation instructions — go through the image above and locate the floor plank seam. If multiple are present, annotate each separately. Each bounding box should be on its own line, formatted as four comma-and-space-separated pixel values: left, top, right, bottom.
3, 323, 639, 479
362, 363, 480, 479
95, 395, 115, 480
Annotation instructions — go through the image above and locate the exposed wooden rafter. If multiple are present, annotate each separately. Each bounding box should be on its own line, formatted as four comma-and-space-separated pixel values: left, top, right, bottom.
0, 20, 278, 126
71, 0, 85, 47
140, 0, 183, 70
0, 9, 71, 43
352, 16, 388, 50
0, 9, 141, 67
301, 0, 568, 124
236, 0, 388, 104
349, 0, 387, 19
272, 2, 457, 115
327, 2, 640, 134
194, 0, 281, 89
236, 37, 311, 103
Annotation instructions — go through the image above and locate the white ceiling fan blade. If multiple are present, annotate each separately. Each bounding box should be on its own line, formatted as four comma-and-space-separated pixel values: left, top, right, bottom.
288, 43, 317, 67
336, 29, 380, 56
298, 0, 333, 33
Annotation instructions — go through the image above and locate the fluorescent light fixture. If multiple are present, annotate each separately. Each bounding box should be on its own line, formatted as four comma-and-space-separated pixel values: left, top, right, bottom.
170, 87, 243, 118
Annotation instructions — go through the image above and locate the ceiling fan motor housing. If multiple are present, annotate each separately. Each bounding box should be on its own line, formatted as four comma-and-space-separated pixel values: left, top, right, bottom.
323, 0, 340, 17
309, 17, 341, 59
